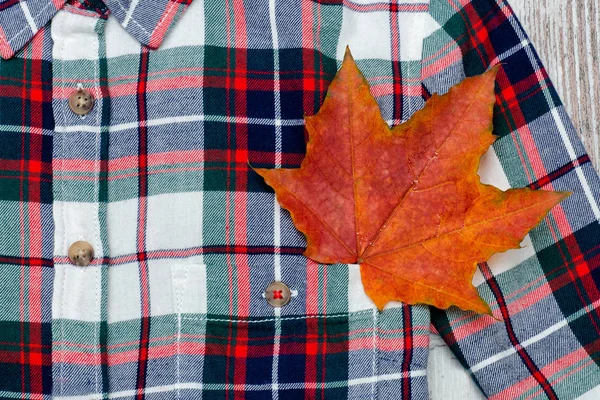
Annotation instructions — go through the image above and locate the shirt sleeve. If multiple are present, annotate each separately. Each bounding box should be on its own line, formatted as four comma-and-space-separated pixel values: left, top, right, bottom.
422, 0, 600, 398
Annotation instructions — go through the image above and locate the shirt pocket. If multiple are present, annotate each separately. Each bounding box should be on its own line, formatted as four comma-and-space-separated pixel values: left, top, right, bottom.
169, 258, 430, 399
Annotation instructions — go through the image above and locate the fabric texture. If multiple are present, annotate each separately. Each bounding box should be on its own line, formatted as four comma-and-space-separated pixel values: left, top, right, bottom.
0, 0, 190, 59
0, 0, 598, 398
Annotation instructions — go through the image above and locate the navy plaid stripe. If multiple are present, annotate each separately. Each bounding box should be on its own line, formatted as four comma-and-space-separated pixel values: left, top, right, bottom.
484, 268, 559, 399
528, 155, 592, 190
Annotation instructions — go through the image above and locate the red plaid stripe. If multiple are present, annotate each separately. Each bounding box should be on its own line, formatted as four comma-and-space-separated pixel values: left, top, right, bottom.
0, 25, 53, 396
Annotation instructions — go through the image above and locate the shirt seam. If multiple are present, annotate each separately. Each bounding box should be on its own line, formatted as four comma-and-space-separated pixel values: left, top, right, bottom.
1, 1, 56, 46
58, 12, 67, 397
180, 309, 378, 323
92, 15, 102, 395
109, 0, 151, 40
151, 0, 179, 42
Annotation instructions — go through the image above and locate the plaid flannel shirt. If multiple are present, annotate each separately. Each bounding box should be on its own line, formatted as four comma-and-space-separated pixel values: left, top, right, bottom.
0, 0, 599, 398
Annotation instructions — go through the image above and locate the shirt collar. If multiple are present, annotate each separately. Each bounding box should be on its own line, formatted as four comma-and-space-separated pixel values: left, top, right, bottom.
0, 0, 193, 59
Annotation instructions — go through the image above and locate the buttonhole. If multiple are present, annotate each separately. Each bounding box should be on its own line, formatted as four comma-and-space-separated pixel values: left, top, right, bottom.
261, 289, 298, 298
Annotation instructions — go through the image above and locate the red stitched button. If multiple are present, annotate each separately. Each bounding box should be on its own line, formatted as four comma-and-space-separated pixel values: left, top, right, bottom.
265, 281, 291, 307
68, 88, 94, 116
68, 240, 94, 266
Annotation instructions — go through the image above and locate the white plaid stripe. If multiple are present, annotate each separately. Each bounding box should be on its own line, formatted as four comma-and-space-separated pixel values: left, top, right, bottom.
50, 9, 108, 397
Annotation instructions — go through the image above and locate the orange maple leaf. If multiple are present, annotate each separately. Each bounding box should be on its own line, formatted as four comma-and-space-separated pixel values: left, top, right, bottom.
252, 48, 570, 315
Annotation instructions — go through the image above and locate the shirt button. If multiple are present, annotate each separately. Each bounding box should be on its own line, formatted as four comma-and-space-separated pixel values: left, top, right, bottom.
68, 241, 94, 267
265, 281, 291, 307
68, 88, 94, 116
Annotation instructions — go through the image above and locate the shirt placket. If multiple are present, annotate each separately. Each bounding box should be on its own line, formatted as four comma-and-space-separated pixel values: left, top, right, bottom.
50, 5, 109, 398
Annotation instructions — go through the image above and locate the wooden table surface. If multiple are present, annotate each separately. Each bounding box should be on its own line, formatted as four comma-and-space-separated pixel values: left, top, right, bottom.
428, 0, 600, 398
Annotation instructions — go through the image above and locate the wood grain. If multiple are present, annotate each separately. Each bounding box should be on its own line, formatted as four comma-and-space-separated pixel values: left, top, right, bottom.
428, 1, 599, 398
511, 0, 600, 167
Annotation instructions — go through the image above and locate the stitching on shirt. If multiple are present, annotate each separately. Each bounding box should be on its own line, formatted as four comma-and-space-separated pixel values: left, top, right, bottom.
60, 269, 67, 396
151, 0, 179, 41
171, 264, 189, 400
91, 15, 102, 396
110, 0, 180, 45
59, 14, 67, 397
109, 0, 151, 40
3, 2, 56, 46
63, 3, 102, 19
180, 309, 375, 323
175, 311, 182, 400
175, 265, 189, 314
371, 308, 379, 400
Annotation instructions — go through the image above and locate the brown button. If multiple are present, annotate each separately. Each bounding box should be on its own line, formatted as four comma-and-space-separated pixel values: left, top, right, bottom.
68, 88, 94, 116
68, 241, 94, 266
265, 281, 291, 307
